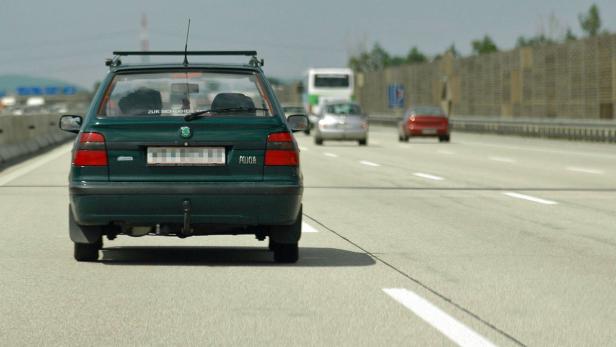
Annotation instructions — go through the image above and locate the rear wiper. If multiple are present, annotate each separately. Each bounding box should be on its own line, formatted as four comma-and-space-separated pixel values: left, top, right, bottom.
184, 107, 269, 121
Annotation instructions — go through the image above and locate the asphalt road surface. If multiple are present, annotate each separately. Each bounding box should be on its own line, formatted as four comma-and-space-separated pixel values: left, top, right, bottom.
1, 126, 615, 346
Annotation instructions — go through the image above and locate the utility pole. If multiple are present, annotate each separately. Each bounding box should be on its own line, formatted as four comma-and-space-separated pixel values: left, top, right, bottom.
140, 13, 149, 63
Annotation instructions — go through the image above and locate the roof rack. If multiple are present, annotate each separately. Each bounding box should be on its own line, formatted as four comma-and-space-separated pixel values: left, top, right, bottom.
105, 50, 263, 68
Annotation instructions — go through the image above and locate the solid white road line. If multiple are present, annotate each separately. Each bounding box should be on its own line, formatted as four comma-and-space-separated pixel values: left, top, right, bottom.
503, 192, 557, 205
489, 156, 515, 163
359, 160, 381, 167
413, 172, 444, 181
323, 152, 338, 158
383, 288, 495, 347
566, 167, 603, 175
0, 144, 72, 186
302, 222, 319, 233
460, 140, 616, 159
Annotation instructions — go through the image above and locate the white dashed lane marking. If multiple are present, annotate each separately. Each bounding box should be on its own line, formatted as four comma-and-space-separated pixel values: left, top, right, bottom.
437, 149, 455, 155
383, 288, 496, 347
413, 173, 444, 181
359, 160, 381, 167
323, 152, 338, 158
503, 192, 557, 205
302, 222, 319, 233
489, 156, 515, 163
566, 167, 603, 175
299, 146, 308, 151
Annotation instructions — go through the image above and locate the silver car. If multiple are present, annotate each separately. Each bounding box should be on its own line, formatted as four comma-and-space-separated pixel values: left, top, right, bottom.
314, 101, 368, 146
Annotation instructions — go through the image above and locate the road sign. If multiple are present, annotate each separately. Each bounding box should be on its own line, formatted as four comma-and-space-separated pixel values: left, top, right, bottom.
63, 86, 77, 95
45, 86, 60, 95
388, 84, 405, 109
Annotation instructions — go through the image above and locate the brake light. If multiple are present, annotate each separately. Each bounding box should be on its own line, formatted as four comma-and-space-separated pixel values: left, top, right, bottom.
265, 132, 298, 166
73, 132, 108, 166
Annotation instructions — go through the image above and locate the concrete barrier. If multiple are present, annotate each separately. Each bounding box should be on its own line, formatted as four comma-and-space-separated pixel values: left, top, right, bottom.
0, 114, 75, 166
368, 114, 616, 143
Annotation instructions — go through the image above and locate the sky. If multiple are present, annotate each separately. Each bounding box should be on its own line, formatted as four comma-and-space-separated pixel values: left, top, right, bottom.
0, 0, 614, 89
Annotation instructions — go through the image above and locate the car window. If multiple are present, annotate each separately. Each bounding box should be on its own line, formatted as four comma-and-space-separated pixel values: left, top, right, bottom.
98, 71, 273, 117
325, 103, 362, 115
411, 106, 444, 115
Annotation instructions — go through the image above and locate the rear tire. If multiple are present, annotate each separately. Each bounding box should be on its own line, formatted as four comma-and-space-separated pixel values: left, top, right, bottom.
270, 205, 301, 263
402, 135, 409, 142
273, 242, 299, 263
74, 239, 102, 262
315, 137, 323, 145
358, 139, 367, 146
304, 128, 311, 135
439, 134, 450, 142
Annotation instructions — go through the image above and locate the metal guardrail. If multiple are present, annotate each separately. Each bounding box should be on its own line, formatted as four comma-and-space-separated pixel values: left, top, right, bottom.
368, 114, 616, 143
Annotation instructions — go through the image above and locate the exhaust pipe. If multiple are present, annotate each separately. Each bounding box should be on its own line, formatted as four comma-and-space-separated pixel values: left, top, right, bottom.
181, 199, 193, 236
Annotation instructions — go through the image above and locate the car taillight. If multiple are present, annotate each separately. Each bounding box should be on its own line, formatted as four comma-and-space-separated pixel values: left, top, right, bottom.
73, 132, 108, 166
265, 132, 298, 166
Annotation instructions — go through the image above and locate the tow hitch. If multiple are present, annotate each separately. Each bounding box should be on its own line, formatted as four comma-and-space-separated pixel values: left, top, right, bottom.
181, 199, 193, 236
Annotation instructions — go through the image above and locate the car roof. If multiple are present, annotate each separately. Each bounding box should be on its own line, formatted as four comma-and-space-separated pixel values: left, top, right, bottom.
110, 63, 261, 73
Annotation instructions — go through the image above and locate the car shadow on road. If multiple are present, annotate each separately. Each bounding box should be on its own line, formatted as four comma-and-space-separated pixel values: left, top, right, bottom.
100, 246, 375, 267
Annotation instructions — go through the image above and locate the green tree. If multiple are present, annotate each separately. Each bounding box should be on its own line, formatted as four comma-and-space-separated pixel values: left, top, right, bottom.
565, 28, 577, 41
516, 34, 554, 48
446, 44, 459, 58
406, 46, 427, 64
471, 35, 499, 55
579, 4, 601, 36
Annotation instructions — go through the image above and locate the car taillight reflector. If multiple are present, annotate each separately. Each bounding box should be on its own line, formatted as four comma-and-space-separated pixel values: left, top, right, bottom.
267, 132, 293, 142
73, 150, 108, 166
79, 132, 105, 143
265, 132, 298, 166
265, 150, 299, 166
73, 132, 108, 166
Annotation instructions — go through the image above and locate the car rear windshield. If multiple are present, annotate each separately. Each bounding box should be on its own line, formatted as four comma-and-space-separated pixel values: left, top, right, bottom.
411, 106, 444, 115
98, 71, 273, 117
314, 74, 350, 88
326, 103, 362, 115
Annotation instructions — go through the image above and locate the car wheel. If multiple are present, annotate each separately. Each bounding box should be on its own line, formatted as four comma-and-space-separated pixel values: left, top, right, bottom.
74, 239, 102, 262
439, 134, 450, 142
270, 205, 301, 263
315, 137, 323, 145
358, 139, 367, 146
403, 135, 409, 142
273, 242, 299, 263
304, 128, 311, 135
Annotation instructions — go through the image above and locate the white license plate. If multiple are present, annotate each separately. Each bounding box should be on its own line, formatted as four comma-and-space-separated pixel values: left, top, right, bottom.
422, 129, 437, 135
147, 147, 225, 166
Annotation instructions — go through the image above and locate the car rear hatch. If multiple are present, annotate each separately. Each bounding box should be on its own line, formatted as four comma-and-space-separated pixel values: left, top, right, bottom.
88, 116, 284, 182
411, 115, 448, 127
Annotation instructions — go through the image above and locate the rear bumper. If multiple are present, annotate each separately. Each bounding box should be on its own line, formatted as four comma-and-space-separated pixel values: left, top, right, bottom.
70, 181, 302, 226
407, 126, 449, 137
317, 128, 367, 140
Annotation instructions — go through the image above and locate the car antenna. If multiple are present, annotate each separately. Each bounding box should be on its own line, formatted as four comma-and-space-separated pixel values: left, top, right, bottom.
183, 18, 191, 66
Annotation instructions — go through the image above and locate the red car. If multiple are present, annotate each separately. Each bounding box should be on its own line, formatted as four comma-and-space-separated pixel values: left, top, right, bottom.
398, 106, 450, 142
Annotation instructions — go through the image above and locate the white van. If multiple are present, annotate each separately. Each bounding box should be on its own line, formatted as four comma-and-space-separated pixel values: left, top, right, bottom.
303, 68, 354, 132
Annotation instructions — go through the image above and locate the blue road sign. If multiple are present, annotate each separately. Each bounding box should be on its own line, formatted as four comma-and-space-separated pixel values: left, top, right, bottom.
45, 86, 60, 95
17, 87, 33, 96
63, 86, 77, 95
388, 84, 405, 109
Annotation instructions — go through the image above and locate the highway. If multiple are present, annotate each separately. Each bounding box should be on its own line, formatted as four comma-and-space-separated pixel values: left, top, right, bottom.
1, 125, 615, 346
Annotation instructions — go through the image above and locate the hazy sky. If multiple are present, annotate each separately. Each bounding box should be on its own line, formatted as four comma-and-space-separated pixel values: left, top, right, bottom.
0, 0, 614, 88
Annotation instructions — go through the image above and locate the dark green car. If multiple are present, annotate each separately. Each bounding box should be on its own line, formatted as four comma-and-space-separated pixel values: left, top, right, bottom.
59, 51, 308, 263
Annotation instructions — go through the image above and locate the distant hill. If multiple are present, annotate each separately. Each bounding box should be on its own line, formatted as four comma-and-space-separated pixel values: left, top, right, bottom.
0, 74, 84, 94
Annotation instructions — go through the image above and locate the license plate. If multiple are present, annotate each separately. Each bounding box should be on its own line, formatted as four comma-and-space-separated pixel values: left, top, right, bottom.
147, 147, 225, 166
422, 129, 437, 135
